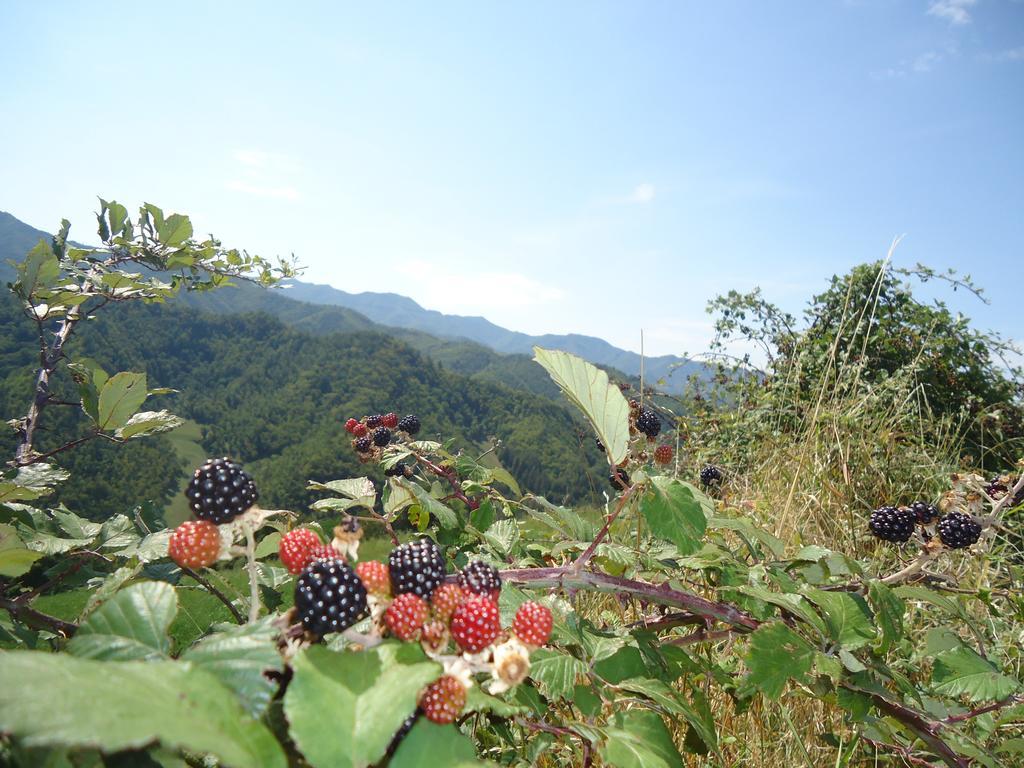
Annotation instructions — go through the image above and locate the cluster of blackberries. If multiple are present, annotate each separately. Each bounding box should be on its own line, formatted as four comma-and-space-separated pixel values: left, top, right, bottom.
169, 458, 260, 569
626, 399, 662, 440
344, 412, 421, 457
869, 499, 981, 550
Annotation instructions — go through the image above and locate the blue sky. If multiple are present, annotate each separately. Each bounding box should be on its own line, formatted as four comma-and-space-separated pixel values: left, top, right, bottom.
1, 0, 1021, 358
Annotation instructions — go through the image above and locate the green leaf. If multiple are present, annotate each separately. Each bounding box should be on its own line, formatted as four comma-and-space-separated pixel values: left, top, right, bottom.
158, 213, 193, 247
307, 477, 376, 509
0, 651, 285, 768
529, 648, 588, 701
730, 586, 827, 638
67, 581, 176, 660
390, 719, 488, 767
639, 477, 707, 556
0, 463, 69, 503
14, 240, 60, 298
97, 372, 148, 431
465, 686, 527, 718
283, 643, 441, 768
0, 524, 42, 577
867, 581, 904, 654
802, 589, 875, 650
617, 678, 718, 757
115, 410, 183, 439
744, 622, 815, 700
79, 564, 143, 619
403, 480, 458, 529
932, 647, 1020, 703
533, 347, 630, 465
602, 710, 684, 768
182, 618, 283, 717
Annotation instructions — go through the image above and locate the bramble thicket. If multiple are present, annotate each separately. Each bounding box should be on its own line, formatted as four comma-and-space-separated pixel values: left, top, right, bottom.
0, 203, 1022, 767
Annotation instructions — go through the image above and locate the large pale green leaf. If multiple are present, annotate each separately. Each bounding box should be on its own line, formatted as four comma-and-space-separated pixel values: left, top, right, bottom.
158, 213, 193, 247
617, 678, 718, 757
601, 710, 684, 768
97, 372, 148, 431
744, 622, 815, 700
67, 581, 176, 660
803, 589, 876, 650
0, 524, 42, 577
529, 648, 588, 700
390, 720, 489, 767
533, 347, 629, 465
307, 477, 377, 509
639, 477, 707, 555
283, 643, 440, 768
0, 463, 69, 503
14, 240, 60, 298
0, 652, 285, 768
932, 647, 1020, 703
182, 618, 283, 717
115, 410, 183, 439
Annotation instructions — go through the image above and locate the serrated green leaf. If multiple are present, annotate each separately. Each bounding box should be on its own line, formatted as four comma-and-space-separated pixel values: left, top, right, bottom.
182, 618, 283, 717
529, 648, 588, 701
639, 477, 707, 555
79, 564, 143, 619
602, 710, 683, 768
533, 347, 629, 465
402, 480, 458, 529
932, 647, 1020, 703
802, 589, 875, 650
0, 651, 285, 768
617, 678, 718, 757
867, 581, 904, 654
744, 622, 815, 700
730, 585, 828, 637
97, 372, 148, 430
115, 410, 183, 439
15, 240, 60, 298
465, 686, 527, 718
307, 477, 376, 509
158, 213, 193, 247
67, 581, 176, 660
283, 643, 440, 768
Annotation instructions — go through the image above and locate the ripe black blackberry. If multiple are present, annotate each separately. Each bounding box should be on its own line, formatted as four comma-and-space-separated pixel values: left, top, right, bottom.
397, 414, 421, 436
609, 467, 630, 490
384, 463, 406, 477
869, 506, 916, 543
186, 457, 259, 525
937, 512, 982, 549
910, 500, 940, 525
294, 558, 368, 635
595, 438, 605, 452
372, 427, 392, 447
354, 436, 372, 453
366, 414, 383, 429
389, 538, 446, 599
635, 408, 661, 439
699, 465, 723, 486
458, 560, 502, 599
985, 476, 1024, 507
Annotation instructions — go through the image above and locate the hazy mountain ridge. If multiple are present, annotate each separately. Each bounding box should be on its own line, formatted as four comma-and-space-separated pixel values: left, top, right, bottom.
284, 279, 705, 393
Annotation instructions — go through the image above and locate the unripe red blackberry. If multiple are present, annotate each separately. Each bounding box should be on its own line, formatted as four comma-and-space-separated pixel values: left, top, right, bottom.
294, 558, 368, 635
352, 423, 368, 437
457, 560, 502, 600
279, 528, 325, 575
397, 414, 421, 435
869, 506, 916, 543
653, 445, 673, 465
168, 520, 221, 569
388, 538, 446, 599
937, 512, 982, 549
384, 593, 428, 641
382, 412, 399, 428
186, 457, 259, 525
419, 675, 467, 724
450, 595, 501, 653
372, 427, 392, 447
635, 408, 661, 439
910, 500, 940, 525
430, 583, 466, 623
355, 560, 391, 595
344, 418, 359, 434
512, 601, 553, 647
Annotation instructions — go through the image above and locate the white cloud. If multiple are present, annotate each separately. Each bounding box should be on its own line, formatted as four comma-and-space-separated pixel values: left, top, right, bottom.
913, 51, 942, 72
225, 180, 299, 200
395, 259, 564, 313
927, 0, 977, 25
993, 46, 1024, 61
630, 183, 656, 204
